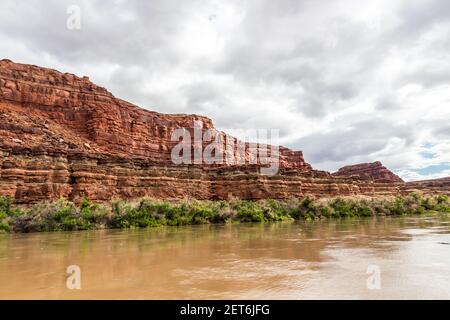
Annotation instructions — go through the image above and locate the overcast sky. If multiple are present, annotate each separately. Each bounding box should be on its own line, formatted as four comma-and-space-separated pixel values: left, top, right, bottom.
1, 0, 450, 181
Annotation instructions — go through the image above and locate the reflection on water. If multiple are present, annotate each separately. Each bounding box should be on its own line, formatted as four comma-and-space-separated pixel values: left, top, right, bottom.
1, 214, 450, 299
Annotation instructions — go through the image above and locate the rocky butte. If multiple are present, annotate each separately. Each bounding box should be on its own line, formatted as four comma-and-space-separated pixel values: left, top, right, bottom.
332, 161, 404, 183
0, 59, 449, 204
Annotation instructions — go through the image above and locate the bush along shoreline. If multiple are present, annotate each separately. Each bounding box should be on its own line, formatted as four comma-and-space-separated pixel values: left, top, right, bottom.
1, 193, 450, 233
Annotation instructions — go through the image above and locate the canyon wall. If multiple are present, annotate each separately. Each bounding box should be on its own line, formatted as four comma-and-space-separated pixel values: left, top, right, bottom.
0, 59, 448, 204
333, 161, 404, 183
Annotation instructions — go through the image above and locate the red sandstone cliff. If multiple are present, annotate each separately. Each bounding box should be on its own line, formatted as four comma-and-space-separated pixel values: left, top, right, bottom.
0, 59, 447, 203
333, 161, 404, 183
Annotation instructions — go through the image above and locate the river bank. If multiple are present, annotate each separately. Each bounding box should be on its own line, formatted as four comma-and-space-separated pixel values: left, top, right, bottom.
1, 193, 450, 233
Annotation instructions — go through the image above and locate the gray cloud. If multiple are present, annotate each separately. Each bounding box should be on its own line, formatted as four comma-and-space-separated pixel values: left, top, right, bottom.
433, 125, 450, 138
1, 0, 450, 180
294, 117, 414, 164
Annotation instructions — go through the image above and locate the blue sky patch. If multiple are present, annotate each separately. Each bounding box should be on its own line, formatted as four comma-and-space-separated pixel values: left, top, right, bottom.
415, 164, 450, 175
419, 151, 435, 159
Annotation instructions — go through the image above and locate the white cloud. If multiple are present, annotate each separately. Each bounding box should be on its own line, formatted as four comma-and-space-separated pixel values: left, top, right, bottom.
1, 0, 449, 181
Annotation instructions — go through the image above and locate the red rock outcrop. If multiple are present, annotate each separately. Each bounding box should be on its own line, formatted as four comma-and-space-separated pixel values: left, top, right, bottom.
333, 161, 404, 183
0, 59, 448, 203
403, 177, 450, 195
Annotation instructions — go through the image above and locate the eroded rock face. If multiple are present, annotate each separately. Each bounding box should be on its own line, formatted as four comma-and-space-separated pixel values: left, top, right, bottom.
0, 59, 447, 203
333, 161, 404, 183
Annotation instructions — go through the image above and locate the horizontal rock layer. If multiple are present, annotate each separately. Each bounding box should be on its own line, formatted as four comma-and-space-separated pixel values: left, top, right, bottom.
333, 161, 404, 183
0, 59, 448, 203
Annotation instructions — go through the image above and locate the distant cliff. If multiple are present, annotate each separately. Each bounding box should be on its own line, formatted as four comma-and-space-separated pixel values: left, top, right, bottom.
333, 161, 404, 183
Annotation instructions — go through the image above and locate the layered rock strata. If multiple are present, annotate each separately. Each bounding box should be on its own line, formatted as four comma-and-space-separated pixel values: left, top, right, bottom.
333, 161, 404, 183
0, 59, 448, 204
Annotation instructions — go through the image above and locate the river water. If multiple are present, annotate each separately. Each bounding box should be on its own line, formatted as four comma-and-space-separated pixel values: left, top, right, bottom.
1, 214, 450, 299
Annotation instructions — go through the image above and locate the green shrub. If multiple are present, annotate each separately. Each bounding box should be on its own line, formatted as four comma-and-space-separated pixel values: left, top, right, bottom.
233, 200, 266, 222
49, 199, 82, 231
421, 196, 436, 211
209, 201, 235, 223
163, 203, 192, 226
0, 221, 10, 232
352, 200, 374, 217
111, 200, 158, 228
288, 197, 316, 219
409, 192, 423, 202
436, 194, 449, 204
2, 193, 450, 233
385, 197, 407, 216
318, 204, 333, 218
330, 198, 355, 218
0, 196, 13, 215
188, 202, 215, 224
259, 199, 292, 221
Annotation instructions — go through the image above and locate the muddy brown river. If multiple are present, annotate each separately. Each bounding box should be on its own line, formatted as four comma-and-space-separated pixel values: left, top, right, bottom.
1, 214, 450, 299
